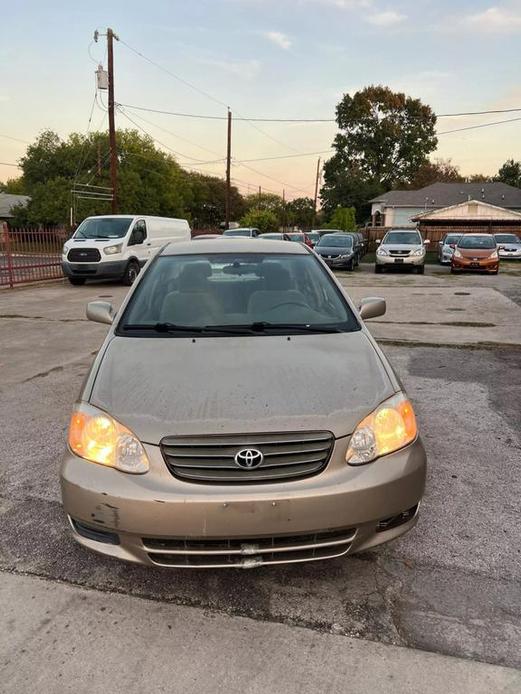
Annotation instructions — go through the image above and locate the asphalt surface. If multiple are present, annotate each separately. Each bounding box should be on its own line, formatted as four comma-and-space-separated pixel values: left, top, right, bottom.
0, 263, 520, 686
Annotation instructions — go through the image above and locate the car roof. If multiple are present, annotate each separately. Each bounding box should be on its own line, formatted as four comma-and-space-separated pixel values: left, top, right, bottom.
459, 233, 494, 237
161, 238, 309, 255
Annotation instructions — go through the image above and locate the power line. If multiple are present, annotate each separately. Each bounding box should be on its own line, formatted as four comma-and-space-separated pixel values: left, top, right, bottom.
116, 101, 521, 123
118, 106, 224, 159
0, 133, 31, 145
118, 40, 300, 154
117, 106, 226, 164
0, 162, 21, 168
438, 115, 521, 136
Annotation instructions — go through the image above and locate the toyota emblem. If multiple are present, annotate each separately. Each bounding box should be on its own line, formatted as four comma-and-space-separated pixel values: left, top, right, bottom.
234, 448, 264, 469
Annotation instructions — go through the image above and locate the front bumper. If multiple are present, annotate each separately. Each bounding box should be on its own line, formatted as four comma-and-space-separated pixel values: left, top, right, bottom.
61, 259, 127, 280
375, 254, 425, 266
451, 257, 499, 272
318, 255, 354, 269
60, 436, 426, 568
498, 250, 521, 260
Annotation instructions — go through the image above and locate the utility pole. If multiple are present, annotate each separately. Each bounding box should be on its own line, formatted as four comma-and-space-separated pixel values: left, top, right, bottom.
313, 157, 321, 226
258, 185, 262, 206
282, 189, 286, 233
225, 109, 232, 229
107, 27, 119, 214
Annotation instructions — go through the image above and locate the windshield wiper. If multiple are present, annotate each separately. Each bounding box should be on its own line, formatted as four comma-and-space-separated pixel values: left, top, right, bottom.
249, 321, 343, 334
122, 322, 256, 335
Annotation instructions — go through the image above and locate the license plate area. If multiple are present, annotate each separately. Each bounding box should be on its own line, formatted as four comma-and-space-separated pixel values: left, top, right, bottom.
394, 258, 404, 264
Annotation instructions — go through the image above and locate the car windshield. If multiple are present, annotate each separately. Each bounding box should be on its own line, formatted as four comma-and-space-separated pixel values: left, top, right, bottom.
287, 233, 304, 241
444, 235, 462, 245
495, 234, 520, 243
261, 233, 283, 240
307, 232, 320, 242
458, 235, 496, 249
383, 232, 422, 245
118, 253, 359, 335
317, 235, 353, 248
74, 217, 132, 239
223, 229, 252, 237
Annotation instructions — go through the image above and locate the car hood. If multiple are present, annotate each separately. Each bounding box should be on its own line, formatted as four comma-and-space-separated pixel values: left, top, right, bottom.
458, 248, 495, 258
497, 242, 521, 249
89, 332, 394, 443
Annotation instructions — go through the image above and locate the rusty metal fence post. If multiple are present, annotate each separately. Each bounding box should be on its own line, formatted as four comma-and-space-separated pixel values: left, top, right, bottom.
3, 225, 15, 288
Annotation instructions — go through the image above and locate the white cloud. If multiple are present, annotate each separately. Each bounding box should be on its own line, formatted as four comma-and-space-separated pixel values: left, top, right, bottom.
263, 31, 292, 49
198, 58, 261, 80
464, 6, 521, 33
366, 10, 406, 27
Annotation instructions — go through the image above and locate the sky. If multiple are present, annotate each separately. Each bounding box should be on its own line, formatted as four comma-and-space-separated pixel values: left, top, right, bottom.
1, 0, 521, 199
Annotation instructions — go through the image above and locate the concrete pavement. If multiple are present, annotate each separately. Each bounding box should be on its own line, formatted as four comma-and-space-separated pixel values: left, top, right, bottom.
1, 572, 519, 694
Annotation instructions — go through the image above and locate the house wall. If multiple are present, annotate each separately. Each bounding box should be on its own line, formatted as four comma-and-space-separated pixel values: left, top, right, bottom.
383, 207, 429, 227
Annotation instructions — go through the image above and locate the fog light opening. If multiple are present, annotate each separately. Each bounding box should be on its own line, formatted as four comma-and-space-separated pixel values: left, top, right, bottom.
70, 517, 120, 545
377, 505, 418, 533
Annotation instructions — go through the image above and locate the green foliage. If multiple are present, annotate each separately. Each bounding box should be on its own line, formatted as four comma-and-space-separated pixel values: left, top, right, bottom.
321, 85, 438, 221
286, 197, 315, 229
407, 158, 464, 189
10, 128, 245, 227
326, 206, 357, 231
240, 208, 278, 234
186, 172, 246, 227
495, 159, 521, 187
0, 177, 27, 194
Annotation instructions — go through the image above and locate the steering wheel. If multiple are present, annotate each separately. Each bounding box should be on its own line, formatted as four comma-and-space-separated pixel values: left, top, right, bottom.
268, 301, 310, 311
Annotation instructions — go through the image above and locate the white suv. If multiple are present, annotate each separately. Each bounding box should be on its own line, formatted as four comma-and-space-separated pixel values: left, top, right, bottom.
375, 229, 429, 274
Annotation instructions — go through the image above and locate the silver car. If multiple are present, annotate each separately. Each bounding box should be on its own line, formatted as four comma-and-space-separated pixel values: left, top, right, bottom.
494, 233, 521, 260
61, 239, 426, 569
437, 233, 462, 265
375, 229, 429, 274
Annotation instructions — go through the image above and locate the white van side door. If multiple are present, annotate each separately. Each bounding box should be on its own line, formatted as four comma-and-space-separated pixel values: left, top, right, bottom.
127, 219, 150, 266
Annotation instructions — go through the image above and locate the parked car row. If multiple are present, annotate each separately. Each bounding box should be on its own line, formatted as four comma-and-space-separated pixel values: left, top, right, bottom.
438, 232, 521, 265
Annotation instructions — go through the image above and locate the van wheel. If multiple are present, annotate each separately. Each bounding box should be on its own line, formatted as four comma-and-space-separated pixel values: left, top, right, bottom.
68, 277, 86, 286
122, 261, 140, 286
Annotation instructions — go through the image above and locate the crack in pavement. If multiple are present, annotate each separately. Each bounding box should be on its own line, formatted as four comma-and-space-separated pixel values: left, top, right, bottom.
0, 314, 87, 323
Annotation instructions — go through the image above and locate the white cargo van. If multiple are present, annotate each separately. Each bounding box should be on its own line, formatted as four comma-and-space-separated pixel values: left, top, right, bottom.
62, 215, 191, 285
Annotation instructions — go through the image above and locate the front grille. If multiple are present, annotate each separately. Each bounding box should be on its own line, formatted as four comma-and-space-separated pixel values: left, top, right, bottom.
143, 526, 356, 568
67, 247, 101, 262
389, 249, 411, 257
160, 431, 334, 484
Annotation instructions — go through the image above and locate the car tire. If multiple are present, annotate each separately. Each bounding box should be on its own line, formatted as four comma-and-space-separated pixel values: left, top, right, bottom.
493, 267, 499, 275
416, 265, 425, 275
122, 260, 140, 286
450, 267, 457, 274
347, 259, 354, 271
68, 277, 86, 286
375, 265, 383, 274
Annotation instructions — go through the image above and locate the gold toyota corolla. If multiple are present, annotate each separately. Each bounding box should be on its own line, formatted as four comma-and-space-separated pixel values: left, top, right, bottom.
60, 239, 426, 568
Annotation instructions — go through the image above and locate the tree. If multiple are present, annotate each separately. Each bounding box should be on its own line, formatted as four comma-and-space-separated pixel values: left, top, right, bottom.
326, 206, 357, 231
286, 197, 315, 229
495, 159, 521, 187
186, 172, 246, 228
321, 85, 437, 220
0, 177, 27, 194
240, 208, 278, 234
407, 158, 464, 189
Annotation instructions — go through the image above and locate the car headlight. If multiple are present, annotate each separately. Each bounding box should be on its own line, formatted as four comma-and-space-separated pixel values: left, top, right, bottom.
68, 403, 149, 474
454, 249, 462, 258
346, 393, 417, 466
62, 245, 69, 255
103, 244, 123, 255
489, 250, 498, 259
376, 248, 388, 256
412, 248, 425, 257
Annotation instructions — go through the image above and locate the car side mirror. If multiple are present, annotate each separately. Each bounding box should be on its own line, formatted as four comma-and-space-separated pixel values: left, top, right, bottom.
359, 297, 386, 320
424, 239, 430, 245
375, 239, 381, 245
86, 301, 115, 325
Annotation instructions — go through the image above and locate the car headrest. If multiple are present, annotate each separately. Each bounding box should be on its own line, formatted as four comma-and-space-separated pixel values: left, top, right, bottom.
260, 262, 293, 290
178, 261, 212, 291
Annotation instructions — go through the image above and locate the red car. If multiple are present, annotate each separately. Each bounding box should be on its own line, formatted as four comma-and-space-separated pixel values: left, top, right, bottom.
287, 232, 313, 248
